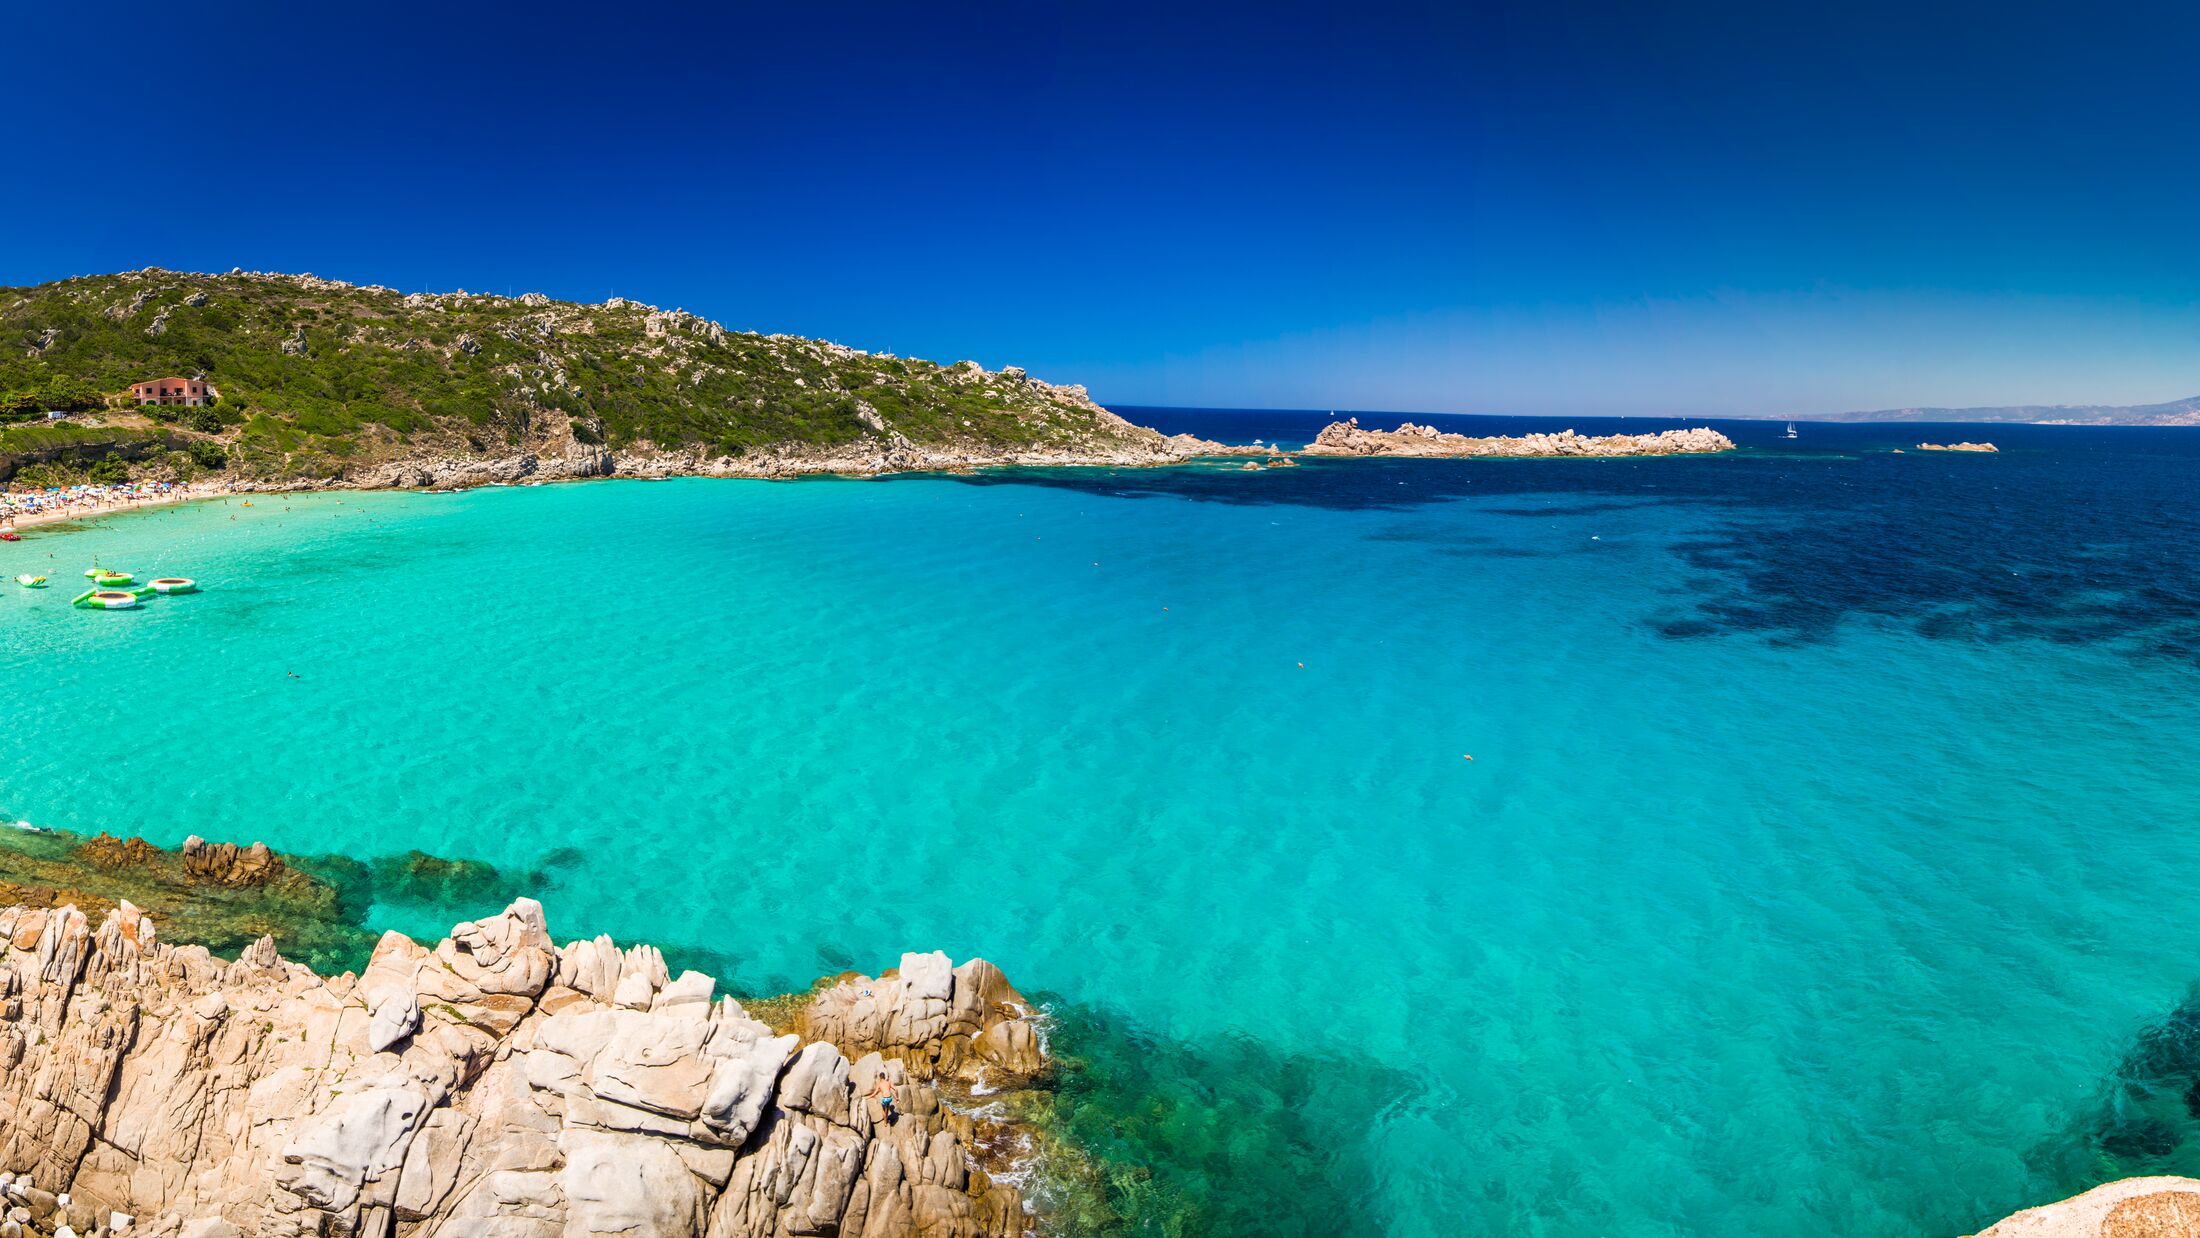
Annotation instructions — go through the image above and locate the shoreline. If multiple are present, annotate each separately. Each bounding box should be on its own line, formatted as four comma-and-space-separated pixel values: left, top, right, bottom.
0, 458, 1240, 542
0, 416, 1739, 539
0, 481, 210, 532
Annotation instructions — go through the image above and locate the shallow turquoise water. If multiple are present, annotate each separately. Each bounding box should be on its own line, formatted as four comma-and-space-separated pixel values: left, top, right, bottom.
6, 420, 2200, 1235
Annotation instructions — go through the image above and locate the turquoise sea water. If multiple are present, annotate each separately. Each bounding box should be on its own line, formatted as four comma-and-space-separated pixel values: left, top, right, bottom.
5, 413, 2200, 1235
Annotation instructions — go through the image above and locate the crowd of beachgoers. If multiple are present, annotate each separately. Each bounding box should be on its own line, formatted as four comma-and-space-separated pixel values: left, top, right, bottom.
0, 479, 200, 529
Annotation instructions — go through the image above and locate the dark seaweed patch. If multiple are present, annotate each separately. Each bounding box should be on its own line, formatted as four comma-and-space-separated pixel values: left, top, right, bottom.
2031, 987, 2200, 1186
1007, 996, 1414, 1236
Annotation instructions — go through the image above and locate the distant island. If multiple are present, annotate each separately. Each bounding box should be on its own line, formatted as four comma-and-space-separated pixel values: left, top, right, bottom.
1303, 419, 1734, 458
1774, 395, 2200, 426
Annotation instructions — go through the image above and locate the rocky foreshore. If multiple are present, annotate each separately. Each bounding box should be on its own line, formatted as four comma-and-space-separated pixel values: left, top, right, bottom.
176, 428, 1261, 496
344, 432, 1249, 490
0, 893, 1049, 1238
1917, 441, 2000, 453
1968, 1177, 2200, 1236
1299, 418, 1735, 458
274, 417, 1726, 493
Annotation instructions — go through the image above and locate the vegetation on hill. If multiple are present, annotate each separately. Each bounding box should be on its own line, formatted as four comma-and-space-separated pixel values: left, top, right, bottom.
0, 268, 1151, 482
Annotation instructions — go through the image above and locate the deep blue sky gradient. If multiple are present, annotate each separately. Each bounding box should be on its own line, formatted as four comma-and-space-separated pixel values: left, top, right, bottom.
8, 0, 2197, 414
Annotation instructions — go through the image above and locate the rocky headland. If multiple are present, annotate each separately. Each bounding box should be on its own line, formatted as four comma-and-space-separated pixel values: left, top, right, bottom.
1917, 441, 2000, 453
4, 271, 1754, 494
1299, 418, 1735, 458
0, 270, 1248, 490
0, 891, 1047, 1238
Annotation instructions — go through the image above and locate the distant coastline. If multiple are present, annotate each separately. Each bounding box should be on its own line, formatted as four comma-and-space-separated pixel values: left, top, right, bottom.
1121, 401, 2200, 432
1742, 394, 2200, 427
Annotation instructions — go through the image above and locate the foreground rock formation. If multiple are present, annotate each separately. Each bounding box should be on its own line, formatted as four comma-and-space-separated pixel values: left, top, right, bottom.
1970, 1177, 2200, 1237
1917, 441, 2000, 453
1300, 418, 1735, 458
0, 896, 1046, 1237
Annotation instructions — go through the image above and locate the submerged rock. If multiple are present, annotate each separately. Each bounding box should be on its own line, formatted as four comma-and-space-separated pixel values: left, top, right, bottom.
0, 896, 1045, 1237
0, 828, 371, 970
179, 836, 282, 886
0, 827, 581, 977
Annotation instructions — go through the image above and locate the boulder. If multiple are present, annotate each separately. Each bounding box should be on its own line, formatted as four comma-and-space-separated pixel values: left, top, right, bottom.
1973, 1177, 2200, 1237
796, 954, 1044, 1086
277, 1085, 431, 1213
439, 899, 556, 997
367, 988, 421, 1053
180, 837, 282, 886
558, 1130, 707, 1236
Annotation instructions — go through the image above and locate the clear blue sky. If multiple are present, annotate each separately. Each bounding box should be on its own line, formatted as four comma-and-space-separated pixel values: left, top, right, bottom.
9, 0, 2197, 415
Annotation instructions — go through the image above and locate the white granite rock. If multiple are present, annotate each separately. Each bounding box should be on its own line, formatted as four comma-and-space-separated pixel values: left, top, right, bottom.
1973, 1176, 2200, 1236
0, 896, 1042, 1237
277, 1084, 432, 1212
367, 987, 422, 1053
653, 969, 716, 1017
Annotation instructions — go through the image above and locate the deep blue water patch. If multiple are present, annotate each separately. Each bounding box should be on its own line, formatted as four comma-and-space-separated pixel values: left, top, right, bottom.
980, 412, 2200, 667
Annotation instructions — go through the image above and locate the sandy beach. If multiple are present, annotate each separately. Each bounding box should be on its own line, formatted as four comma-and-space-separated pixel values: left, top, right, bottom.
0, 481, 212, 532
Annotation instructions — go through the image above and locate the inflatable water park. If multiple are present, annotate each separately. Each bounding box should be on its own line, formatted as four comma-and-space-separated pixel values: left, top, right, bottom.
55, 566, 202, 610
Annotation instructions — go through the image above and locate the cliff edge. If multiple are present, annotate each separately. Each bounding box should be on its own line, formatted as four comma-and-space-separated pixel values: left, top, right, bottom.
0, 895, 1047, 1237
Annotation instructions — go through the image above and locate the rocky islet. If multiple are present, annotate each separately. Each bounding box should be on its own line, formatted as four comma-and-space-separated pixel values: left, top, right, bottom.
1298, 417, 1736, 458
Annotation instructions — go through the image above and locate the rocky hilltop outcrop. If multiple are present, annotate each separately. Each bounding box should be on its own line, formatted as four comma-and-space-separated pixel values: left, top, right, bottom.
0, 895, 1046, 1238
1299, 418, 1735, 458
1968, 1177, 2200, 1236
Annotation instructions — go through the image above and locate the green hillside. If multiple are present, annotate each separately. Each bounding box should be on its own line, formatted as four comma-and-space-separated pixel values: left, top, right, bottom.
0, 268, 1155, 483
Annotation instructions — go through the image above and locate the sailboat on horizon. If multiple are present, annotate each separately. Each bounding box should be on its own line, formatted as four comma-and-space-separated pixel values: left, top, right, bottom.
1785, 422, 1798, 439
